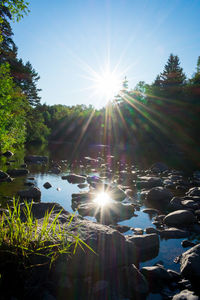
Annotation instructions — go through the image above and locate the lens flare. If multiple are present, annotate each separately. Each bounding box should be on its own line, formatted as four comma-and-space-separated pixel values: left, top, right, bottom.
93, 192, 112, 207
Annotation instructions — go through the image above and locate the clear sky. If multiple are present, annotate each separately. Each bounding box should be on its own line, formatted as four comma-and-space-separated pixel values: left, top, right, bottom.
12, 0, 200, 108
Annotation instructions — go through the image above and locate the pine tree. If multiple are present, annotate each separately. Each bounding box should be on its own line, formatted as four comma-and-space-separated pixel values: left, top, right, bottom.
159, 54, 186, 87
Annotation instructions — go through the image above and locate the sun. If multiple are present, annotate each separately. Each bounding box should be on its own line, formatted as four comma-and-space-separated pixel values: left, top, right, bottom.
93, 192, 112, 207
93, 69, 122, 102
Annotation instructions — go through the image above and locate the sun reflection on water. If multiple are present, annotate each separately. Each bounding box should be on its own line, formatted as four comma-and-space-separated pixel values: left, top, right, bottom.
93, 192, 112, 207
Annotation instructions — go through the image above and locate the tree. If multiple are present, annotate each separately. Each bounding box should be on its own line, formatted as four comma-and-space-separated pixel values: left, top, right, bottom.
0, 63, 27, 151
159, 54, 186, 88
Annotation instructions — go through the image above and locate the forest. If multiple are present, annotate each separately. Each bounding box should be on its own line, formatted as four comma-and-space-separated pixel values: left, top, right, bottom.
0, 1, 200, 163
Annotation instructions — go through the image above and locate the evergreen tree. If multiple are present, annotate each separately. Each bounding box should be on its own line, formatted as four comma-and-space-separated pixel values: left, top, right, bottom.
160, 54, 186, 87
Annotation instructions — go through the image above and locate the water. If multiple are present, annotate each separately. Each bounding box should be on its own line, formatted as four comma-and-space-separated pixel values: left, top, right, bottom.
0, 143, 195, 274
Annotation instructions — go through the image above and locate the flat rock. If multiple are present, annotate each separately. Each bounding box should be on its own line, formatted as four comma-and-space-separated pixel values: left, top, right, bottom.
160, 227, 189, 239
164, 210, 196, 226
18, 186, 41, 200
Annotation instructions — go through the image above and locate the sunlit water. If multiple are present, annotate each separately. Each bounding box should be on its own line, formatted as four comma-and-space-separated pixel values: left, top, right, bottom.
0, 143, 194, 276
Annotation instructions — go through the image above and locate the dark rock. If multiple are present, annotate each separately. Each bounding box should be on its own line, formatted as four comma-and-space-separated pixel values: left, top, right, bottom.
169, 197, 184, 210
167, 269, 181, 281
181, 240, 196, 248
142, 208, 159, 214
146, 187, 173, 207
7, 169, 29, 176
126, 233, 159, 261
172, 289, 199, 300
181, 200, 199, 210
180, 244, 200, 287
137, 176, 163, 189
28, 177, 35, 180
164, 210, 196, 227
43, 182, 52, 189
0, 170, 10, 182
141, 265, 171, 289
24, 155, 48, 164
109, 224, 130, 233
2, 150, 13, 157
109, 186, 126, 201
187, 187, 200, 197
20, 163, 27, 168
26, 202, 67, 220
63, 174, 86, 184
160, 227, 190, 239
145, 227, 159, 234
77, 183, 88, 189
18, 186, 41, 200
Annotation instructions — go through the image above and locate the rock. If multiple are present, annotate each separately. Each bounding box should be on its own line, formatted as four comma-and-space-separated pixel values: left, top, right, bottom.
63, 174, 86, 184
51, 167, 61, 174
137, 176, 163, 189
142, 208, 159, 214
92, 280, 109, 294
43, 182, 52, 189
126, 233, 159, 261
28, 177, 35, 180
180, 244, 200, 287
2, 150, 13, 157
109, 186, 126, 201
132, 228, 143, 235
167, 269, 181, 281
109, 224, 130, 233
24, 155, 48, 164
169, 197, 184, 210
141, 265, 171, 289
164, 210, 196, 227
20, 163, 27, 168
24, 202, 67, 220
77, 183, 88, 189
190, 223, 200, 234
160, 228, 189, 239
150, 162, 168, 172
7, 169, 29, 176
181, 200, 199, 210
145, 227, 159, 234
118, 264, 149, 297
18, 186, 41, 201
181, 240, 196, 248
0, 170, 10, 182
172, 289, 199, 300
78, 202, 135, 224
146, 187, 173, 207
187, 187, 200, 197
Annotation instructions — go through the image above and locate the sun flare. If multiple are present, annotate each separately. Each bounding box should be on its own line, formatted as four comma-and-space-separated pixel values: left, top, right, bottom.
93, 192, 112, 207
93, 69, 122, 102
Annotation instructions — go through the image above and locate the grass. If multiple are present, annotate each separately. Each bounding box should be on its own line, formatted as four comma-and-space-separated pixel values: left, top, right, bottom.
0, 198, 94, 268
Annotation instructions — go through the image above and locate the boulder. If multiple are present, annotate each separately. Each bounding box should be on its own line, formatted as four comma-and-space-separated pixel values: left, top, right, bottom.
172, 289, 199, 300
137, 176, 163, 189
160, 227, 189, 239
169, 197, 184, 210
7, 169, 29, 176
126, 233, 159, 261
24, 155, 48, 164
180, 244, 200, 287
164, 210, 196, 227
186, 187, 200, 197
18, 186, 41, 201
140, 265, 171, 289
146, 187, 173, 207
109, 186, 127, 201
63, 174, 86, 184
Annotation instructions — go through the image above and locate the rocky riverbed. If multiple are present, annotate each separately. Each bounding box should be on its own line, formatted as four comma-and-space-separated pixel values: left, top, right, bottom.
0, 150, 200, 299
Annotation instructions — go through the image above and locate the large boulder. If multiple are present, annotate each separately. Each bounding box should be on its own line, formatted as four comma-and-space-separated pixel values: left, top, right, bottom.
7, 169, 29, 176
63, 174, 86, 184
126, 233, 159, 261
145, 187, 173, 207
140, 265, 171, 289
18, 186, 41, 201
24, 155, 48, 164
164, 210, 196, 227
180, 244, 200, 287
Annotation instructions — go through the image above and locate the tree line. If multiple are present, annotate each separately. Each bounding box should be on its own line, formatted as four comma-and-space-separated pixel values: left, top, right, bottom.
0, 1, 200, 162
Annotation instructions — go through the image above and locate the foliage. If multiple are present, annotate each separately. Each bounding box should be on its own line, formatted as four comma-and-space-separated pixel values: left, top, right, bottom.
1, 0, 29, 22
0, 199, 94, 268
0, 63, 27, 152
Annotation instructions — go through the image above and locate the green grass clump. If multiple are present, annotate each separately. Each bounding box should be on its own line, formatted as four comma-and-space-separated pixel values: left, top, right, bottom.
0, 198, 93, 268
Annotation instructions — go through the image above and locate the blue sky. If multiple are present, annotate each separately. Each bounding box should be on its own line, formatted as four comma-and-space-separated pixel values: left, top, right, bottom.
12, 0, 200, 108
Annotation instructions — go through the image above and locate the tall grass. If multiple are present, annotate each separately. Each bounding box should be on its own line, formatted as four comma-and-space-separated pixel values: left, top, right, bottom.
0, 198, 94, 268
